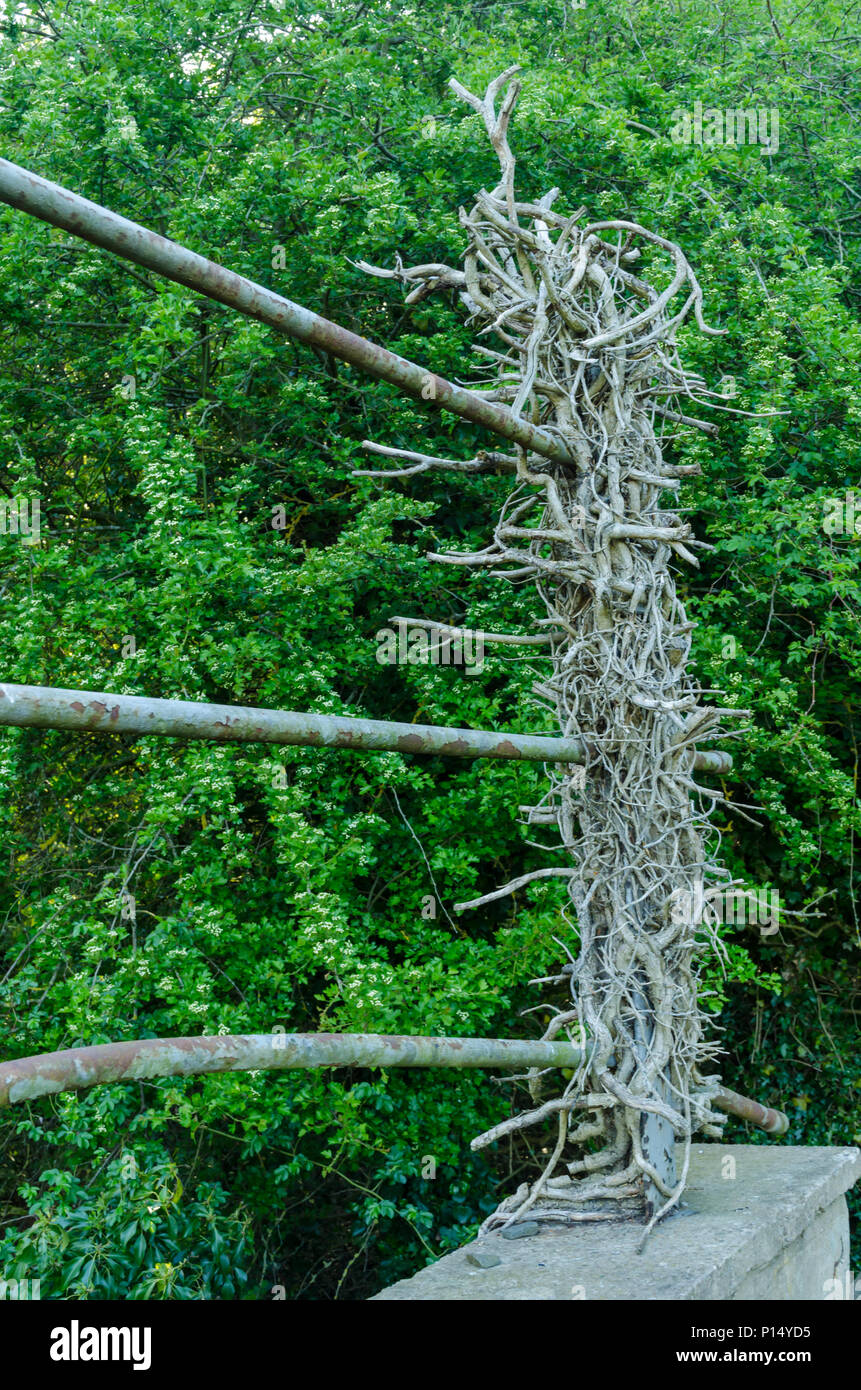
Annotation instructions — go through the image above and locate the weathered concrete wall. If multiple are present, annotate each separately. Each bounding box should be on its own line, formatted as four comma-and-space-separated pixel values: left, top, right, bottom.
372, 1145, 861, 1301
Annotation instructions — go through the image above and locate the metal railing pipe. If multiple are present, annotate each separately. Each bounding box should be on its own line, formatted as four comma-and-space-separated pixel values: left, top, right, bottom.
0, 682, 586, 762
0, 683, 732, 772
0, 157, 572, 466
0, 1032, 786, 1134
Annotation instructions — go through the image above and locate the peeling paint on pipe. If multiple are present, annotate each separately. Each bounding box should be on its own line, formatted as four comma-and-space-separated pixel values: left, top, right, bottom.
0, 1033, 783, 1134
0, 683, 730, 772
0, 157, 572, 466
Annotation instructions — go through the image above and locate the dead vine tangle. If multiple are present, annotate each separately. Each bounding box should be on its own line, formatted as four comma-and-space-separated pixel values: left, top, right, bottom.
357, 66, 745, 1232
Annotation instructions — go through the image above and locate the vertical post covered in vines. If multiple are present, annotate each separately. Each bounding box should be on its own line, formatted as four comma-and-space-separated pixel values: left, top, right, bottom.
359, 68, 747, 1232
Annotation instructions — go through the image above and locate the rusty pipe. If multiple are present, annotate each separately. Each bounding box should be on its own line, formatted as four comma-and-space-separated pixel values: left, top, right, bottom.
0, 682, 732, 773
0, 157, 572, 466
0, 681, 586, 762
0, 1034, 590, 1107
0, 1032, 785, 1135
714, 1084, 789, 1136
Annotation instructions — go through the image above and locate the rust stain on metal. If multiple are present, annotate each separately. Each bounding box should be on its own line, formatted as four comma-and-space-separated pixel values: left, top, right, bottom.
495, 739, 521, 759
397, 733, 425, 754
332, 730, 362, 747
440, 737, 471, 757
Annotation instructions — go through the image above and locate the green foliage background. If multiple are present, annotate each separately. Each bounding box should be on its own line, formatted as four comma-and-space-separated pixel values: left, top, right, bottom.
0, 0, 858, 1298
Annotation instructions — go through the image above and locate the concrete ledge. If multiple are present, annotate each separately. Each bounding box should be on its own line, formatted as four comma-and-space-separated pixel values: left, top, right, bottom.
372, 1145, 861, 1301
